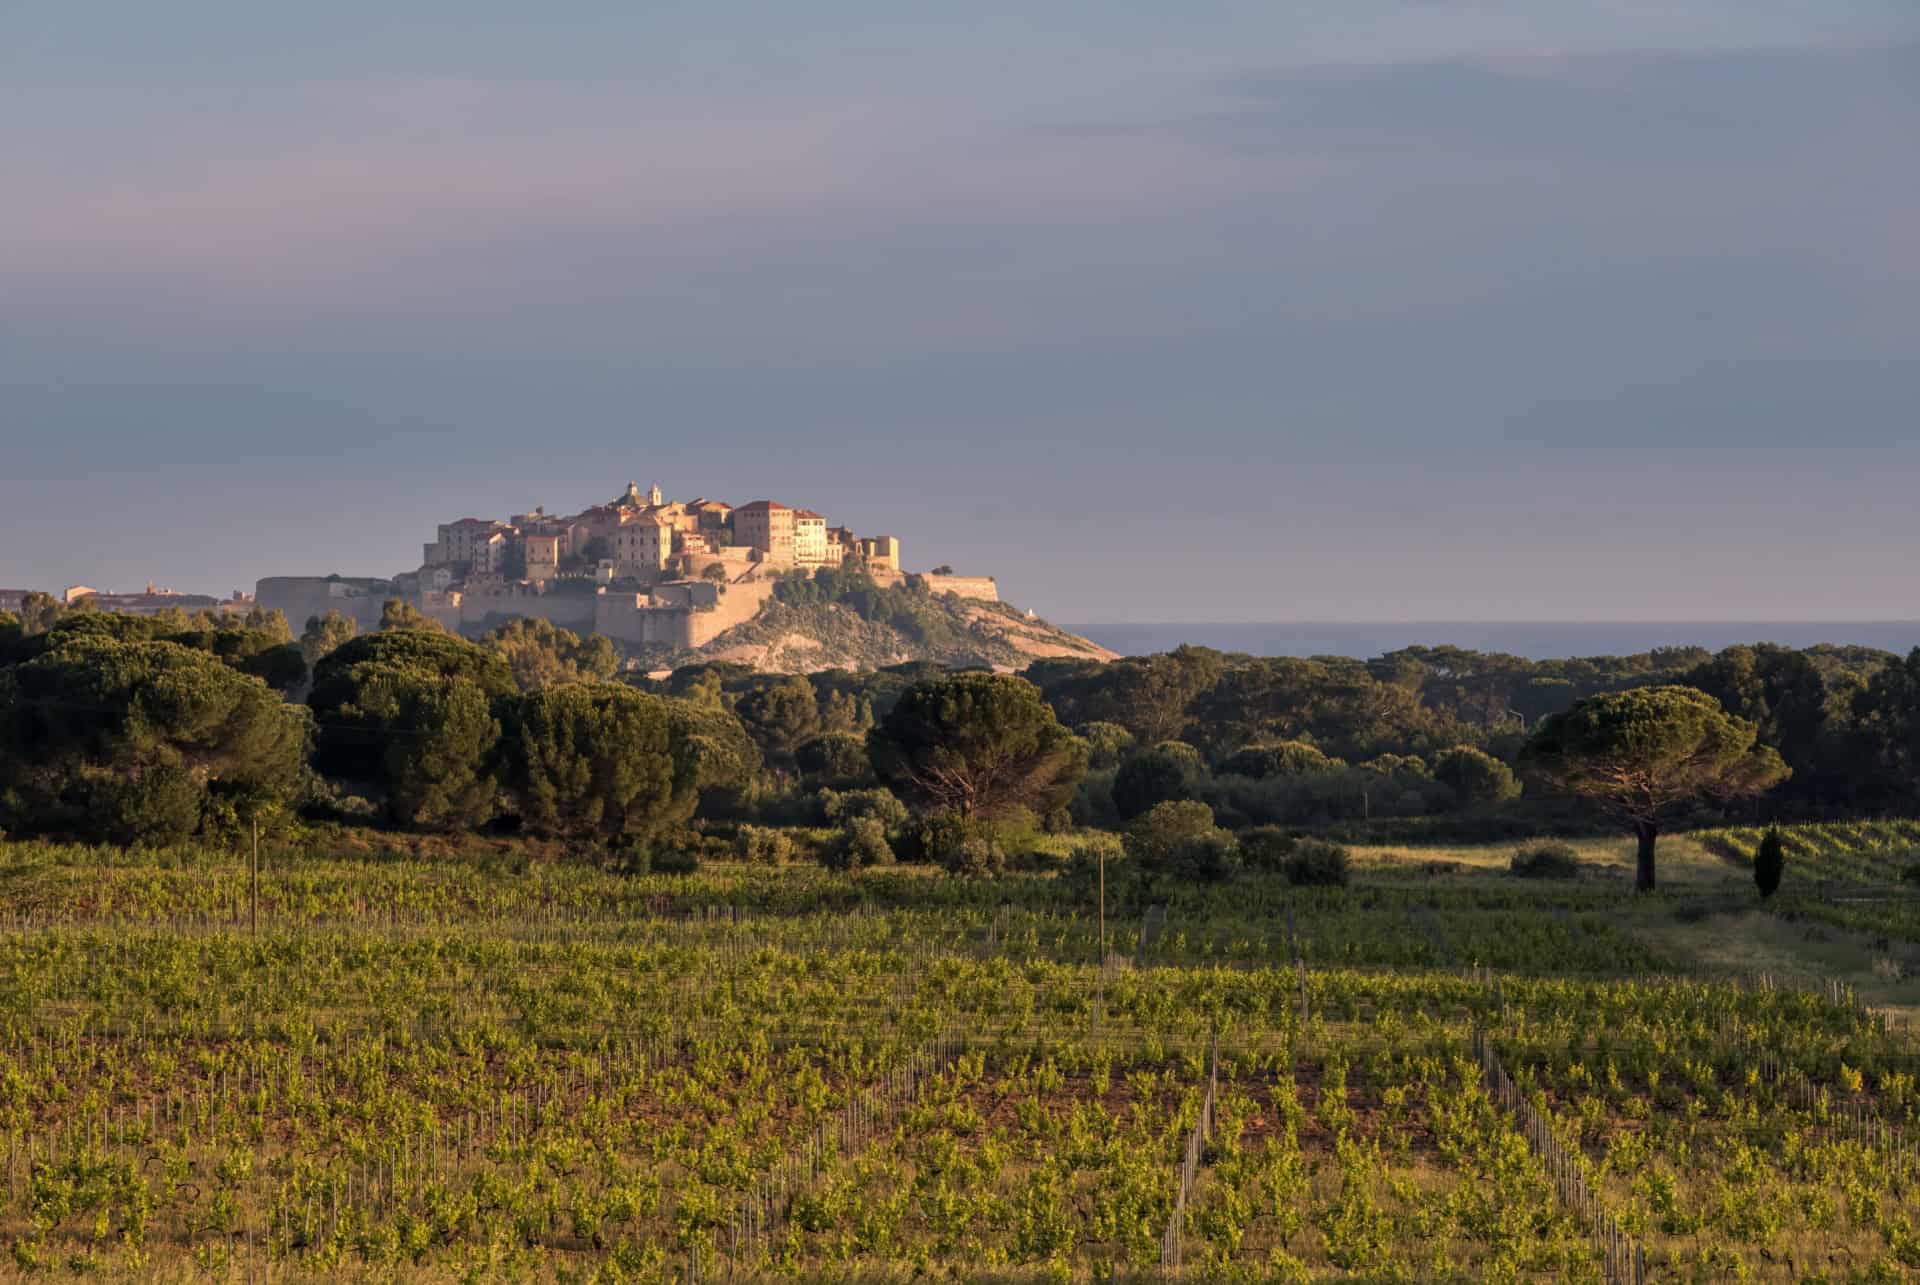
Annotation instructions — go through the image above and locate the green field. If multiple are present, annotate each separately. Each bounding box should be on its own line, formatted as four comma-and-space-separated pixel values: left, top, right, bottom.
3, 826, 1920, 1280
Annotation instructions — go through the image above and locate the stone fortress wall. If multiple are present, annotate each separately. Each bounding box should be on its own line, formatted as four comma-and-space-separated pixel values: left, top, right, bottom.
920, 575, 999, 603
257, 572, 778, 652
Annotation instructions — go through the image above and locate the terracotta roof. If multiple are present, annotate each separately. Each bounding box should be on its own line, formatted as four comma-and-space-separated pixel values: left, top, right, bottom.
735, 500, 789, 513
793, 508, 825, 520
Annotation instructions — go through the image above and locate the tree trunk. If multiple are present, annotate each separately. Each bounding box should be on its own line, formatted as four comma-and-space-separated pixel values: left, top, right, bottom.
1633, 822, 1658, 893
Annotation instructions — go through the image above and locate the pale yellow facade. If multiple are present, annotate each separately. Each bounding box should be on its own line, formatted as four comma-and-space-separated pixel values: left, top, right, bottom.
523, 533, 562, 582
859, 535, 901, 572
612, 518, 671, 577
793, 510, 829, 564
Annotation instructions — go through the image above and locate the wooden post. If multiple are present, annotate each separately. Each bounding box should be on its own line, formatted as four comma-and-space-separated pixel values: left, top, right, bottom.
250, 816, 260, 937
1098, 848, 1106, 964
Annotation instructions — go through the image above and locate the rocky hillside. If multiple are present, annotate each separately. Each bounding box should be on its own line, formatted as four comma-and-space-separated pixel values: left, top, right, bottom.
647, 578, 1115, 673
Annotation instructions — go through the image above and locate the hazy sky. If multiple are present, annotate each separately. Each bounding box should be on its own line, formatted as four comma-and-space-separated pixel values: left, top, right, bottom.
3, 3, 1916, 622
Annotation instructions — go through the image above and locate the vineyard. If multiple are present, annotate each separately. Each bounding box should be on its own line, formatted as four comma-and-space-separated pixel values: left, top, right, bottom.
1696, 820, 1920, 887
4, 835, 1920, 1279
1695, 820, 1920, 951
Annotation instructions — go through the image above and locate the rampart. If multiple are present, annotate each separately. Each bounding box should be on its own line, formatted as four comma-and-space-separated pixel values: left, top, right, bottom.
921, 575, 999, 603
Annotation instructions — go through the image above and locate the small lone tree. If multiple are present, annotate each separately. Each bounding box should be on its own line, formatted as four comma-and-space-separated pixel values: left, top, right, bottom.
1520, 686, 1787, 892
1754, 826, 1785, 899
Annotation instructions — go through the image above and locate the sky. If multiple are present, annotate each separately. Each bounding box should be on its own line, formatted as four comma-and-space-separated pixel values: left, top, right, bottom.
2, 2, 1917, 623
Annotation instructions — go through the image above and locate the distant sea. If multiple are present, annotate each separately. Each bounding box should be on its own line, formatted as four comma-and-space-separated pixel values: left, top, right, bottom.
1067, 622, 1920, 662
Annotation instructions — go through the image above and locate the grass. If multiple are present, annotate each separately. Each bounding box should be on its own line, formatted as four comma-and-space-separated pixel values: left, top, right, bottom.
1347, 832, 1745, 887
1348, 830, 1920, 1015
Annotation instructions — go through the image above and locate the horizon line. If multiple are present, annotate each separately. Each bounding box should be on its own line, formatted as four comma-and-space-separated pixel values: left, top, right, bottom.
1065, 618, 1920, 627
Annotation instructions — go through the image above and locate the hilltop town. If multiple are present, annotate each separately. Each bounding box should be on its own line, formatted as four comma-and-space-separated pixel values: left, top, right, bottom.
253, 483, 1114, 669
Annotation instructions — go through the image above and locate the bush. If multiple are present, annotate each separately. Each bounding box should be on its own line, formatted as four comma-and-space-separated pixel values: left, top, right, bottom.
1168, 830, 1241, 883
1431, 745, 1521, 809
652, 846, 701, 875
86, 764, 206, 848
1238, 825, 1296, 874
1112, 744, 1205, 821
1283, 839, 1351, 887
1509, 843, 1582, 879
625, 832, 708, 875
1121, 800, 1242, 882
942, 834, 1005, 878
796, 733, 873, 788
733, 824, 794, 866
1122, 800, 1218, 865
822, 816, 894, 871
821, 787, 910, 830
907, 812, 1004, 876
1754, 827, 1785, 899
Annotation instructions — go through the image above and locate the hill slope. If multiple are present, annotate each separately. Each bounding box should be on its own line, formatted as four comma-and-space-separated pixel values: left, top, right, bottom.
656, 584, 1116, 672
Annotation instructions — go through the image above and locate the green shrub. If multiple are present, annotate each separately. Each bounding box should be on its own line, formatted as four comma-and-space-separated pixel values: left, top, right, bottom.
1430, 745, 1521, 808
1169, 830, 1242, 883
1283, 839, 1350, 887
905, 812, 1004, 876
941, 834, 1005, 878
733, 824, 794, 865
652, 847, 701, 876
1754, 827, 1785, 899
625, 832, 706, 875
795, 733, 873, 788
821, 815, 893, 871
1509, 843, 1582, 879
1121, 800, 1241, 882
1238, 825, 1295, 873
1112, 745, 1205, 820
1122, 800, 1217, 865
821, 787, 910, 830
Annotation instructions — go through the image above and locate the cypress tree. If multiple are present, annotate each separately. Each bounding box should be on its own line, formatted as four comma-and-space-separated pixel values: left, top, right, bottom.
1754, 826, 1786, 899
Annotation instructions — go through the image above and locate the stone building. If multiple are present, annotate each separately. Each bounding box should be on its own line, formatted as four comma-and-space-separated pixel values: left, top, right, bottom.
859, 535, 901, 572
793, 509, 829, 565
523, 532, 562, 582
611, 515, 672, 577
429, 518, 505, 568
733, 500, 796, 562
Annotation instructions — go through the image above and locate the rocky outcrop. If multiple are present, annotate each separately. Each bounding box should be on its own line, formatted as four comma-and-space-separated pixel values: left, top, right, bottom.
656, 593, 1115, 673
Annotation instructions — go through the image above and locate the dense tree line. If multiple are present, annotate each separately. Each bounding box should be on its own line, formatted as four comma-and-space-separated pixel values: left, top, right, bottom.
1022, 641, 1918, 817
0, 616, 308, 845
8, 601, 1920, 872
0, 612, 761, 852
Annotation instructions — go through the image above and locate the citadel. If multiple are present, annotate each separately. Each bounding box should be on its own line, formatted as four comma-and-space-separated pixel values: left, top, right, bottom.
256, 483, 995, 650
